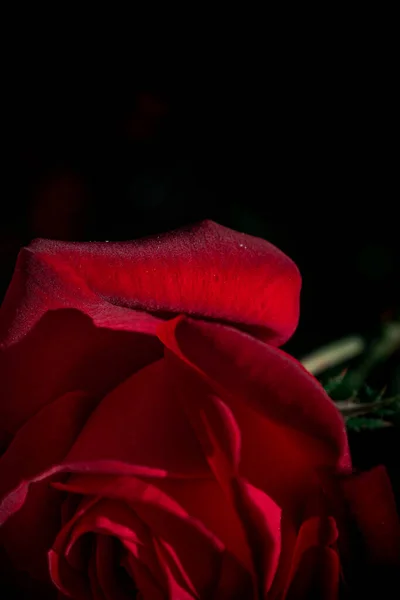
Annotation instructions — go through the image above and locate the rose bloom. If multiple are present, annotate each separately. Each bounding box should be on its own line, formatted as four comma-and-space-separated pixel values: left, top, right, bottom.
0, 221, 399, 599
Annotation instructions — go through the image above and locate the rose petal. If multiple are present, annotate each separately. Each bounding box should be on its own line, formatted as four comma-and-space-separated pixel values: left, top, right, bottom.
1, 459, 196, 584
152, 536, 197, 599
0, 358, 210, 581
0, 391, 97, 510
1, 459, 199, 529
48, 494, 99, 595
341, 465, 400, 566
0, 307, 162, 447
123, 549, 165, 600
0, 220, 300, 350
65, 358, 209, 478
63, 499, 147, 556
88, 550, 107, 600
0, 391, 100, 582
285, 546, 340, 600
158, 316, 351, 483
51, 492, 164, 598
54, 474, 251, 597
281, 516, 339, 599
211, 550, 254, 600
162, 350, 280, 596
153, 478, 250, 573
95, 535, 136, 600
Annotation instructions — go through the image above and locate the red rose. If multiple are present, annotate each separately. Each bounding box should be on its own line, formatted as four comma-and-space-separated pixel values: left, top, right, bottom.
0, 221, 399, 598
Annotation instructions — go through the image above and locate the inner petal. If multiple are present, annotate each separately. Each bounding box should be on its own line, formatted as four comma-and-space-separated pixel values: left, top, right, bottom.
65, 358, 210, 477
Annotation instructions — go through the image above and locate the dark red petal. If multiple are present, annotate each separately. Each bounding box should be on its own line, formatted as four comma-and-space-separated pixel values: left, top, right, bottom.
88, 551, 107, 600
123, 550, 165, 600
285, 547, 340, 600
50, 494, 163, 599
211, 551, 254, 600
95, 535, 136, 600
341, 465, 400, 566
122, 534, 167, 597
48, 543, 91, 599
62, 499, 148, 554
48, 494, 99, 596
0, 391, 98, 581
154, 477, 251, 572
54, 474, 246, 597
162, 350, 280, 596
65, 359, 209, 478
283, 517, 339, 599
0, 459, 201, 531
0, 391, 97, 512
0, 306, 161, 446
158, 317, 351, 476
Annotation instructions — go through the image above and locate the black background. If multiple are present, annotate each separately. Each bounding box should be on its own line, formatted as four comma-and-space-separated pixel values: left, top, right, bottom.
2, 40, 398, 359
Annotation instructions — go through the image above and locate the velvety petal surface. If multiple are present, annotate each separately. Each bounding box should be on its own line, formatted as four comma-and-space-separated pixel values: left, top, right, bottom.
0, 221, 300, 351
0, 221, 300, 442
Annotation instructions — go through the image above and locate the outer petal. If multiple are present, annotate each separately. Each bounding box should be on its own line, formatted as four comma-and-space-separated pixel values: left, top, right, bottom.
0, 391, 98, 581
340, 465, 400, 596
0, 306, 162, 450
0, 220, 300, 349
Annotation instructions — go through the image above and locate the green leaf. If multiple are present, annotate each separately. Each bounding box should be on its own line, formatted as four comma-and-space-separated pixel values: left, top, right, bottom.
346, 417, 392, 432
374, 407, 398, 417
357, 384, 386, 404
323, 370, 360, 401
323, 370, 348, 395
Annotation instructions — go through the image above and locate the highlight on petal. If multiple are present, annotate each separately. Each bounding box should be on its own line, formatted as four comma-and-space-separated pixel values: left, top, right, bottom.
0, 220, 300, 349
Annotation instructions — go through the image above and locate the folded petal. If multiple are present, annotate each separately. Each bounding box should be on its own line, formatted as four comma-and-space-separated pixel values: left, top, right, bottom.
162, 350, 281, 596
158, 316, 351, 486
